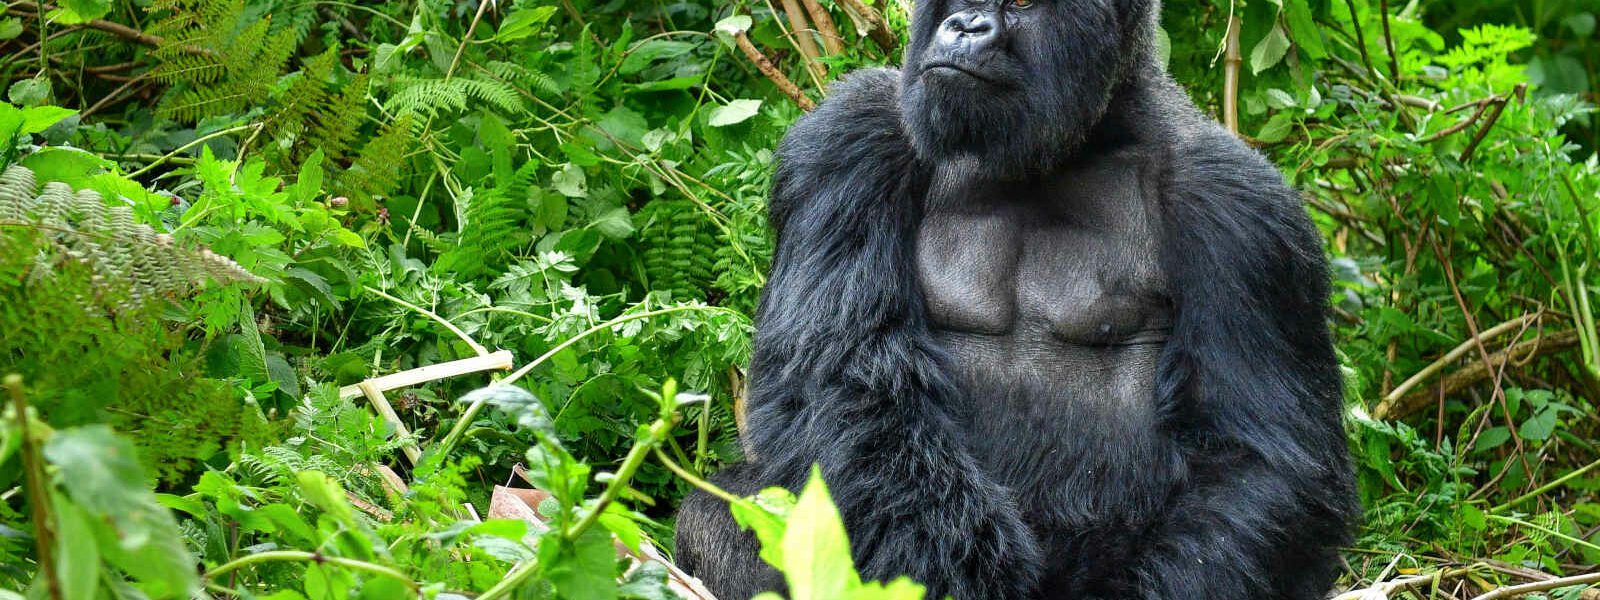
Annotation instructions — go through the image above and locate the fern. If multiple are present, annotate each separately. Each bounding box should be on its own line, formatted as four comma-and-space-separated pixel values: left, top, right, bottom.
0, 165, 264, 308
384, 76, 524, 117
638, 199, 718, 301
336, 114, 416, 209
433, 161, 539, 279
149, 0, 296, 122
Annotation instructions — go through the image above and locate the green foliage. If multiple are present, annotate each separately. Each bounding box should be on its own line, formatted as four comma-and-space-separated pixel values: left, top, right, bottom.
0, 0, 1597, 596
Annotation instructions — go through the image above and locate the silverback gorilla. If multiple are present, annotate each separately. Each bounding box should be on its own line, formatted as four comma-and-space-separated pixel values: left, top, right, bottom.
675, 0, 1357, 597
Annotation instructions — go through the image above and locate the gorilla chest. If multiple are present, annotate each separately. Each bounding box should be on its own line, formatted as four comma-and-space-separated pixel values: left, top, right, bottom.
914, 167, 1177, 515
914, 172, 1171, 371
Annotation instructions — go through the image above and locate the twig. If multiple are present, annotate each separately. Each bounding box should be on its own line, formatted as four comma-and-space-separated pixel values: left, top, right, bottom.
1222, 12, 1241, 134
361, 285, 490, 356
336, 350, 514, 400
358, 382, 422, 465
834, 0, 896, 52
1342, 0, 1379, 79
1460, 84, 1524, 163
445, 0, 491, 80
1376, 313, 1540, 418
204, 551, 419, 592
7, 375, 60, 600
777, 0, 826, 81
1378, 0, 1399, 81
1492, 456, 1600, 513
1378, 330, 1582, 420
733, 31, 815, 111
7, 2, 162, 46
798, 0, 842, 55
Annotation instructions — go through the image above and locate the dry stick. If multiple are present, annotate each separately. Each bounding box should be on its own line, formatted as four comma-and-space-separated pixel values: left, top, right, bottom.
1471, 572, 1600, 600
1380, 330, 1582, 420
778, 0, 826, 80
1424, 96, 1497, 143
1376, 313, 1541, 418
1378, 0, 1399, 81
6, 375, 59, 600
7, 2, 162, 46
834, 0, 896, 52
337, 350, 515, 400
1460, 84, 1524, 163
1221, 14, 1241, 134
358, 381, 423, 465
1343, 0, 1379, 79
1431, 236, 1531, 480
734, 31, 816, 111
799, 0, 844, 55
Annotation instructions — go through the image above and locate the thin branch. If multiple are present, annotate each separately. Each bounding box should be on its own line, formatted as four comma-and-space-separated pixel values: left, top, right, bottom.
7, 2, 162, 46
1222, 13, 1241, 134
1378, 329, 1582, 420
1460, 84, 1525, 163
778, 0, 826, 81
1378, 0, 1399, 81
734, 31, 816, 111
834, 0, 896, 53
1376, 313, 1541, 418
798, 0, 843, 55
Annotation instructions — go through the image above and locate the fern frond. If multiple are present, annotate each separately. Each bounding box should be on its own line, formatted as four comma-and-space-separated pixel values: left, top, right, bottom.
337, 114, 416, 208
0, 165, 264, 308
384, 76, 524, 117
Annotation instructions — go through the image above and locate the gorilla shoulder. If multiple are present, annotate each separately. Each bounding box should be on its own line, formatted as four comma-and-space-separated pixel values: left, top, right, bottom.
770, 68, 920, 229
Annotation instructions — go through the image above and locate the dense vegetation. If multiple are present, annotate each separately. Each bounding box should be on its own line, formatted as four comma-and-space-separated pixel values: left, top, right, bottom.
0, 0, 1597, 597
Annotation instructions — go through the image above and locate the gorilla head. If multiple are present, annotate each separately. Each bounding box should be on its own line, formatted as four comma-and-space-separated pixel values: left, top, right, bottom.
900, 0, 1159, 179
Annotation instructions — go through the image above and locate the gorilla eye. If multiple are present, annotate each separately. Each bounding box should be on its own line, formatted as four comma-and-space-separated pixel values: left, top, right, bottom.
1010, 0, 1033, 8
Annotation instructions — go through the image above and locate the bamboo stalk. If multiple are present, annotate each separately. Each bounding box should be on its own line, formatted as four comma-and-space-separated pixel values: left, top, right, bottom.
337, 350, 515, 400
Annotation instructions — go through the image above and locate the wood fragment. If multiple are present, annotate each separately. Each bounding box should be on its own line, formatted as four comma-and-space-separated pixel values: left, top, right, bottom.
778, 0, 827, 80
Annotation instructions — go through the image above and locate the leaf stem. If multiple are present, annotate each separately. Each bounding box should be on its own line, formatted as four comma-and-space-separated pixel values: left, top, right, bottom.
204, 551, 418, 592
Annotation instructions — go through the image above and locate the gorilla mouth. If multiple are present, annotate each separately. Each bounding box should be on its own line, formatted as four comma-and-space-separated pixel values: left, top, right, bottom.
921, 61, 991, 83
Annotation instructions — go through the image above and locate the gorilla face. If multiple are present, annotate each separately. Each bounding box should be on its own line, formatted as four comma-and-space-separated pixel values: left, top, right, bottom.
900, 0, 1153, 179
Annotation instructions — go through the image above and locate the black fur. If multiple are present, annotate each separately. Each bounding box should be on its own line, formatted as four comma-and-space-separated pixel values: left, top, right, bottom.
674, 0, 1356, 597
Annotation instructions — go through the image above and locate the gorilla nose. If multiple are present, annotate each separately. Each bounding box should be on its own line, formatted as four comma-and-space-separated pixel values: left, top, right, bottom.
936, 11, 999, 55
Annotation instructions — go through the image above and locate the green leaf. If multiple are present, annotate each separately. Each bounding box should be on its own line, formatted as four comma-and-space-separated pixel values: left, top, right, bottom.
19, 105, 76, 134
43, 426, 198, 598
0, 18, 22, 41
714, 15, 753, 37
1476, 426, 1512, 453
53, 496, 102, 600
707, 99, 763, 127
496, 6, 558, 42
1283, 0, 1327, 59
53, 0, 111, 23
6, 77, 48, 106
1519, 407, 1558, 441
620, 40, 697, 75
1250, 24, 1291, 74
542, 528, 619, 600
782, 467, 859, 600
1256, 112, 1294, 143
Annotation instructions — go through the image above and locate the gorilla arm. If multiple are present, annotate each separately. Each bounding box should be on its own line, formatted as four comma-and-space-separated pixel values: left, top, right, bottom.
708, 68, 1042, 599
1130, 129, 1357, 599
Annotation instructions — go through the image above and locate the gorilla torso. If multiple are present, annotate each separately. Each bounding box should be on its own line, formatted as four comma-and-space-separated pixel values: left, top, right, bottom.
916, 144, 1184, 583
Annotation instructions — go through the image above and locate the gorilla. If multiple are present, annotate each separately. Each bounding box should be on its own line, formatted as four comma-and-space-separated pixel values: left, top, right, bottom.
675, 0, 1357, 597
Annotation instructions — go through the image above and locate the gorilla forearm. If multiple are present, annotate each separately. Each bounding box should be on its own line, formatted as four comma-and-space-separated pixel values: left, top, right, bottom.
1124, 456, 1347, 599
